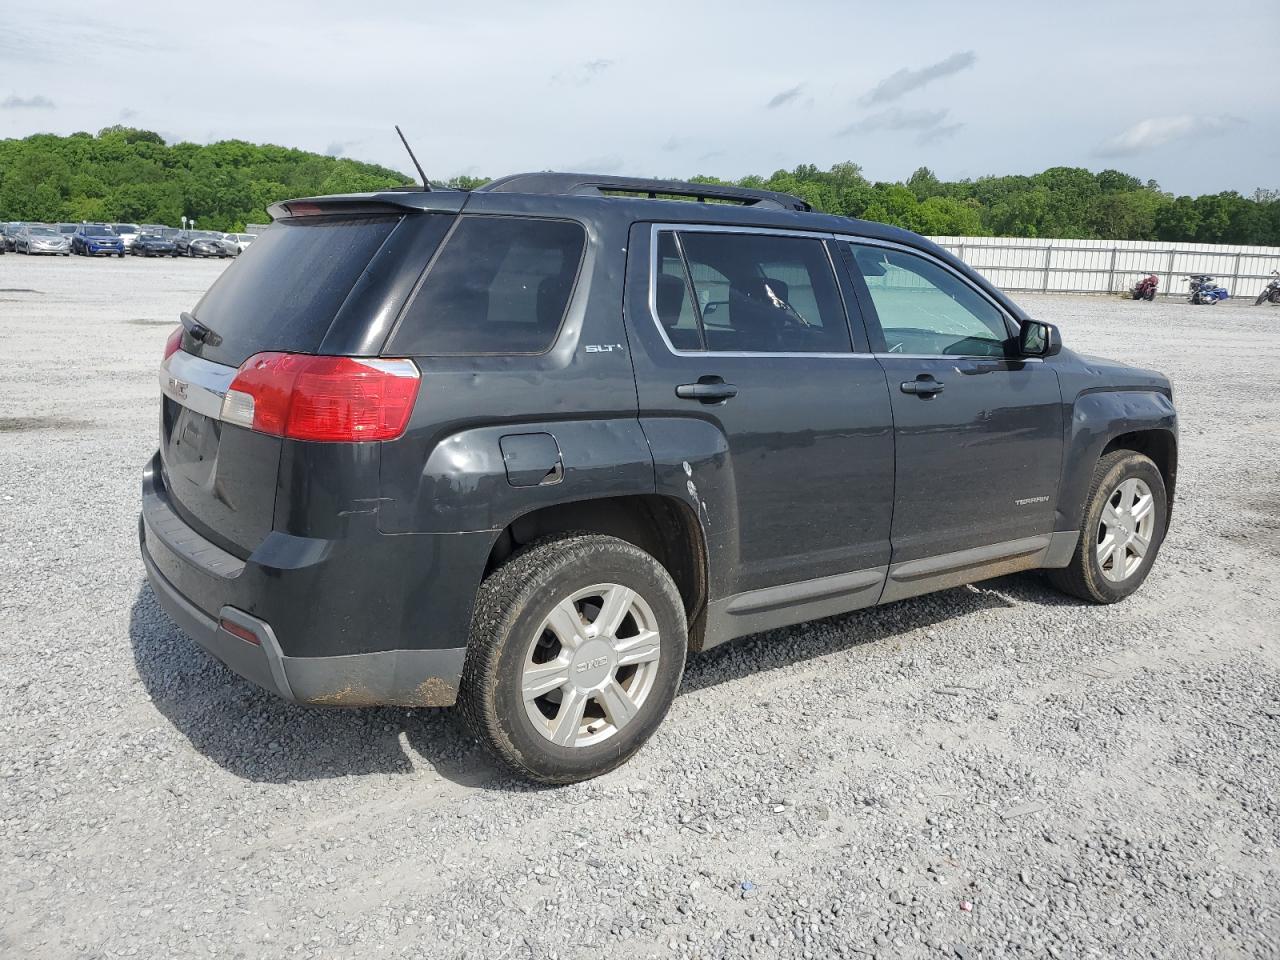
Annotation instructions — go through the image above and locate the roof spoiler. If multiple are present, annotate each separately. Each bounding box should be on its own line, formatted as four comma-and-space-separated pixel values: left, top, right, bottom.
477, 172, 811, 212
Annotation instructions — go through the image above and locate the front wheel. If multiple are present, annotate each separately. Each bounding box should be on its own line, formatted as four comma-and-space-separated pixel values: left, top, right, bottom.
1144, 289, 1155, 301
460, 533, 688, 784
1048, 450, 1168, 604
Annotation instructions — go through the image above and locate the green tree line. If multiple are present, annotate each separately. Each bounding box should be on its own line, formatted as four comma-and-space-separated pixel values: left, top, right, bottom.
2, 128, 1278, 244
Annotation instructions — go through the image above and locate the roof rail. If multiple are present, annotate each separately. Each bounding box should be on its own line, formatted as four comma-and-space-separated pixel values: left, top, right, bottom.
477, 172, 811, 212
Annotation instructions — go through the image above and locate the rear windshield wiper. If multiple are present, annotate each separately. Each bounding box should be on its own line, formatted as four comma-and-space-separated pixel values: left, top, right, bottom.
180, 311, 223, 347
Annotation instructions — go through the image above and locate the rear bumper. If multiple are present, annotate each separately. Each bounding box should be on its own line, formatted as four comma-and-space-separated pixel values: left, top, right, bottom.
139, 454, 484, 707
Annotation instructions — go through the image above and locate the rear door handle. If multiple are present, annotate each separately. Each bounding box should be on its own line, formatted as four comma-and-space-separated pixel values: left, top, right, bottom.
676, 378, 738, 403
900, 376, 945, 396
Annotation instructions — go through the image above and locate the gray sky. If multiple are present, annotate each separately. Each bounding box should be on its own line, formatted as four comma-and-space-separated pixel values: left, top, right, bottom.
2, 0, 1277, 195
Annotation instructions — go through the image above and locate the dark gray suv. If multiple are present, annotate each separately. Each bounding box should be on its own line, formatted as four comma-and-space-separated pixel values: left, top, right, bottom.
140, 173, 1177, 783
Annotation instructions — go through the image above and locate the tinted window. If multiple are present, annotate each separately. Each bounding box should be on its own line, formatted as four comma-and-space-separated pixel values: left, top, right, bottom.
388, 216, 585, 356
673, 232, 850, 354
192, 214, 400, 367
654, 232, 703, 350
83, 225, 115, 237
850, 245, 1010, 356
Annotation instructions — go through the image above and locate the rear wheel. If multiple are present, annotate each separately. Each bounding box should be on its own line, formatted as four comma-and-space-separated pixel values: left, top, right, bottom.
460, 533, 687, 784
1048, 451, 1168, 604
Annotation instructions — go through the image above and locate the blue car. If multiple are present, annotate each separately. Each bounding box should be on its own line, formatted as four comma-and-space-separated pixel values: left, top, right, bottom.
72, 224, 125, 258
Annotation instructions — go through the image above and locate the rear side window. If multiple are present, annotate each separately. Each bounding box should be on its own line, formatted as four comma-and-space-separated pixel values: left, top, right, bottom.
387, 216, 586, 356
193, 214, 400, 367
655, 230, 851, 354
654, 233, 703, 350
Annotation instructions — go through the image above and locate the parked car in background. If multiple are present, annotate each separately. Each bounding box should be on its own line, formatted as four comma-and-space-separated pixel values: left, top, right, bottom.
222, 232, 257, 254
72, 224, 125, 257
131, 232, 179, 258
1, 223, 22, 252
112, 224, 142, 251
174, 230, 237, 258
17, 224, 72, 255
56, 223, 79, 244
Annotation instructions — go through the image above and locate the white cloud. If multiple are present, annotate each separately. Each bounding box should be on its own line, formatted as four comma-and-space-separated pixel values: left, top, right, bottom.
1097, 115, 1243, 157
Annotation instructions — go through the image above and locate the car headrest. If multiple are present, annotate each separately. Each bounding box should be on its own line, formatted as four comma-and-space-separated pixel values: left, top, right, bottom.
655, 273, 687, 327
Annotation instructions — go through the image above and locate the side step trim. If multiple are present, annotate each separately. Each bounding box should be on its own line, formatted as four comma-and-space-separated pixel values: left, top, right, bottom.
889, 535, 1053, 583
698, 531, 1081, 651
703, 566, 888, 650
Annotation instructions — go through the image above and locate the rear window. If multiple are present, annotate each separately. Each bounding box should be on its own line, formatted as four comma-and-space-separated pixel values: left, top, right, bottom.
386, 216, 586, 356
192, 214, 399, 367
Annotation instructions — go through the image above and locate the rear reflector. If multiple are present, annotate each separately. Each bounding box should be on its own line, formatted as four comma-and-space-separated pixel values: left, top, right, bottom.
163, 325, 183, 362
220, 352, 420, 442
218, 617, 260, 645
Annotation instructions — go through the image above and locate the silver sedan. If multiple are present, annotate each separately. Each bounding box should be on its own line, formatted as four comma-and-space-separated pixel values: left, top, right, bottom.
17, 226, 71, 256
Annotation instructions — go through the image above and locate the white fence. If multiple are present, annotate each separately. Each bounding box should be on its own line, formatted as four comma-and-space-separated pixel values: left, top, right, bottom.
927, 235, 1280, 301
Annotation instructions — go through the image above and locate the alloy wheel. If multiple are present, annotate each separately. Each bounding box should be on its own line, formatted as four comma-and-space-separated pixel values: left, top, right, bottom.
521, 583, 662, 748
1096, 477, 1155, 583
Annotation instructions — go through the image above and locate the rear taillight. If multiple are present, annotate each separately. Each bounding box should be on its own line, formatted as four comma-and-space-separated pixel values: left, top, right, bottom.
163, 326, 183, 362
219, 352, 420, 442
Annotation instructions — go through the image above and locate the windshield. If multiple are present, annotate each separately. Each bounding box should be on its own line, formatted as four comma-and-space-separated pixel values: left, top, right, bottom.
30, 227, 58, 237
193, 231, 222, 240
83, 226, 116, 237
58, 224, 77, 234
139, 234, 165, 241
114, 224, 139, 234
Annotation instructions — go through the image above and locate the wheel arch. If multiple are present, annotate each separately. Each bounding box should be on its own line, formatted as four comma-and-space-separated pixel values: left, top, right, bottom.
1100, 428, 1177, 519
1056, 388, 1177, 532
485, 494, 710, 652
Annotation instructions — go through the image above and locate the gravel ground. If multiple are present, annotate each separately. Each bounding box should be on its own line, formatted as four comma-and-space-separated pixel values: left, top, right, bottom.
2, 254, 1278, 960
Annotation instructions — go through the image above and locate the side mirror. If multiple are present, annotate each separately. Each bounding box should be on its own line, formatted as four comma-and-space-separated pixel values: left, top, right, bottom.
1019, 319, 1061, 358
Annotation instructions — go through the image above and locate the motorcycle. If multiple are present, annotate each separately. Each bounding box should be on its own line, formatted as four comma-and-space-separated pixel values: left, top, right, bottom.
1187, 275, 1230, 305
1254, 270, 1280, 306
1129, 274, 1159, 301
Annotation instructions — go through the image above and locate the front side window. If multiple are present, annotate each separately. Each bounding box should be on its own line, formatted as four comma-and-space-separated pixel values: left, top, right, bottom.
848, 244, 1010, 356
655, 230, 850, 354
388, 216, 585, 356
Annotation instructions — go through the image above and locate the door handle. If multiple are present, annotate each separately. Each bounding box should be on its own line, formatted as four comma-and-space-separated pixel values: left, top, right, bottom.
676, 377, 738, 403
900, 375, 945, 396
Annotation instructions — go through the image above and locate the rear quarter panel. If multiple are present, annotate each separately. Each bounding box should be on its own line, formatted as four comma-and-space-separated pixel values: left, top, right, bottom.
376, 198, 655, 537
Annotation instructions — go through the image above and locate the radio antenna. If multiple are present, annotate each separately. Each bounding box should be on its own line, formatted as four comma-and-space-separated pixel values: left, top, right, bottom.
394, 125, 431, 191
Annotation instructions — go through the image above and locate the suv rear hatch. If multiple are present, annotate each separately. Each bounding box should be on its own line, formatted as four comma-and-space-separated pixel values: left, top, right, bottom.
157, 200, 457, 556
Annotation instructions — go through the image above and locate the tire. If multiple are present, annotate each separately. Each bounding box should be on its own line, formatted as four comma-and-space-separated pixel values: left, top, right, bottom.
1257, 291, 1269, 306
1144, 289, 1155, 301
459, 533, 688, 784
1047, 450, 1168, 604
